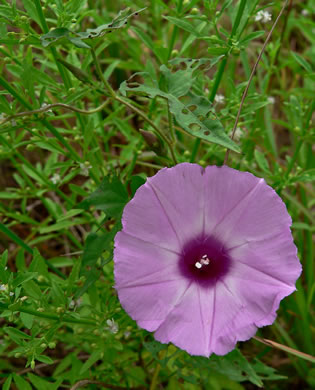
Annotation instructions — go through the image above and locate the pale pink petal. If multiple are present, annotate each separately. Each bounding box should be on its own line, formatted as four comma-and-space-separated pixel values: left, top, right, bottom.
205, 167, 292, 249
154, 283, 215, 356
145, 163, 205, 245
114, 231, 188, 331
203, 166, 259, 239
121, 176, 181, 252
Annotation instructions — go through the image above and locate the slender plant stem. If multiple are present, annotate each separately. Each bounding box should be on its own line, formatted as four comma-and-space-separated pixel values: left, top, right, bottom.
0, 101, 110, 126
91, 48, 116, 98
270, 0, 293, 78
253, 336, 315, 363
149, 362, 161, 390
3, 303, 96, 326
167, 102, 175, 142
190, 0, 247, 163
224, 0, 289, 165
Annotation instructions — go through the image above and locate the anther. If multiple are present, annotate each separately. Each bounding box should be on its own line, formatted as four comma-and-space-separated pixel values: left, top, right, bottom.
195, 255, 210, 269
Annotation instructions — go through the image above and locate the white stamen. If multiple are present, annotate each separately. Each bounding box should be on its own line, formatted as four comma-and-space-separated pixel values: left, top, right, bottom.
195, 255, 210, 269
202, 258, 210, 265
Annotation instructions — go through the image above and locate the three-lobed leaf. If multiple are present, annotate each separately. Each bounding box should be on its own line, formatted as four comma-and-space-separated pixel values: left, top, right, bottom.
120, 60, 240, 152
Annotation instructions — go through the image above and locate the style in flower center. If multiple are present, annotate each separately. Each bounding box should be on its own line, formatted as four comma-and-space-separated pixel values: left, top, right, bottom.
178, 235, 231, 287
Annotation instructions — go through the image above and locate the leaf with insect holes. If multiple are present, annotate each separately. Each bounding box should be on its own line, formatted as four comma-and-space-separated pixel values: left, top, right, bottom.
40, 27, 72, 47
163, 57, 223, 97
120, 59, 240, 152
77, 8, 146, 39
40, 8, 146, 48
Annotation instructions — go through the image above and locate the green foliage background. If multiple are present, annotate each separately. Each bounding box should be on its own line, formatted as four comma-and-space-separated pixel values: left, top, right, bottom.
0, 0, 314, 389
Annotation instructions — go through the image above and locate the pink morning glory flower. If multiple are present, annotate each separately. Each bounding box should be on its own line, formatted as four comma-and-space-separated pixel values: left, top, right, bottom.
114, 163, 302, 357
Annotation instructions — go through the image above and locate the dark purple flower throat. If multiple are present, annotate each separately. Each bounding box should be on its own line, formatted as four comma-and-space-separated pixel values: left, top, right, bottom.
178, 235, 231, 287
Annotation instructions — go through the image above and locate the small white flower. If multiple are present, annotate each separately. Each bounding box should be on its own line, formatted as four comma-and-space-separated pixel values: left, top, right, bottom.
69, 300, 75, 308
268, 96, 275, 104
51, 173, 60, 184
255, 10, 272, 23
124, 331, 131, 339
9, 292, 14, 296
0, 284, 7, 291
214, 94, 225, 104
233, 127, 243, 141
41, 103, 53, 113
69, 298, 82, 308
79, 162, 92, 176
106, 319, 119, 334
301, 9, 309, 16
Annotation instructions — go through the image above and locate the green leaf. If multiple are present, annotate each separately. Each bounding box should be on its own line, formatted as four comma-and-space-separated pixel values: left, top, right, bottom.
22, 0, 41, 27
36, 355, 54, 364
40, 27, 70, 47
77, 8, 146, 40
20, 312, 34, 329
29, 249, 49, 278
74, 268, 101, 299
254, 150, 270, 173
163, 57, 222, 98
239, 30, 265, 46
81, 229, 116, 271
164, 16, 200, 36
13, 374, 32, 390
293, 168, 315, 183
291, 51, 313, 73
3, 375, 12, 390
53, 353, 74, 376
22, 280, 43, 299
4, 327, 32, 343
57, 58, 92, 83
79, 351, 102, 374
251, 359, 287, 381
27, 373, 62, 390
76, 176, 128, 217
68, 37, 91, 49
0, 223, 33, 255
291, 222, 314, 232
130, 175, 146, 197
120, 70, 240, 152
144, 341, 167, 361
12, 272, 38, 288
204, 349, 264, 387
